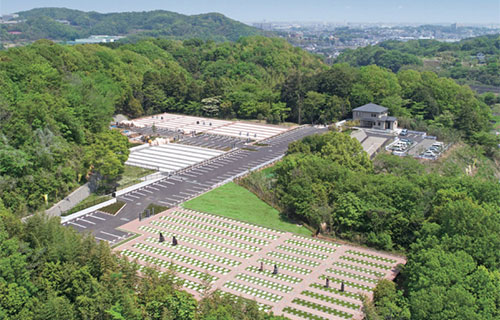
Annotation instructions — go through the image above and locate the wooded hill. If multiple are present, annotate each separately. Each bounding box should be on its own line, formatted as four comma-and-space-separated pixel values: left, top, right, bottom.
1, 7, 266, 43
336, 34, 500, 88
0, 36, 497, 217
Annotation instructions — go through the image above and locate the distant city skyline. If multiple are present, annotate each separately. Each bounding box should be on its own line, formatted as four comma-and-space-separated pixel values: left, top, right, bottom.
1, 0, 499, 24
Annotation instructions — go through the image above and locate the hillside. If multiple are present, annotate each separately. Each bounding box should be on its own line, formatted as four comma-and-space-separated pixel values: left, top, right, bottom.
0, 36, 324, 215
0, 33, 497, 216
335, 34, 500, 88
1, 7, 266, 43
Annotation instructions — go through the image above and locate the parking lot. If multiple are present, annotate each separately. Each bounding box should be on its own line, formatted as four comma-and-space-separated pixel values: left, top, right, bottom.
178, 133, 247, 151
63, 126, 327, 245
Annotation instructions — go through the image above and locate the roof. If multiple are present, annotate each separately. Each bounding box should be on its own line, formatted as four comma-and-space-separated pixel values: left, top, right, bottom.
353, 103, 388, 113
360, 116, 397, 122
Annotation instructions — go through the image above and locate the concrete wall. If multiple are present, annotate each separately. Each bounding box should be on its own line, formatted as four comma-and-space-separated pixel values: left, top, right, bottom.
45, 183, 91, 217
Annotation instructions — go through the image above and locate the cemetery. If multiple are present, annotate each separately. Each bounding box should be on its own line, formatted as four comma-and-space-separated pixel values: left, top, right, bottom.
120, 112, 291, 141
125, 143, 225, 172
115, 207, 406, 320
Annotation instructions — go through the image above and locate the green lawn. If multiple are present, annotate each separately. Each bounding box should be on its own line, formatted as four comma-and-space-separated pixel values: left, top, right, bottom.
117, 165, 156, 190
183, 182, 312, 236
62, 194, 112, 216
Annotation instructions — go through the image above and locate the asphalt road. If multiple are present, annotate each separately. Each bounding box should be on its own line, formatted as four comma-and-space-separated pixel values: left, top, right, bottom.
177, 133, 247, 150
63, 126, 327, 244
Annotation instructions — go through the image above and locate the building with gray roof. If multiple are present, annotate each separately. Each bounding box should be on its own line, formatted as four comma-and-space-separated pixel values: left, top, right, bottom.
352, 103, 398, 130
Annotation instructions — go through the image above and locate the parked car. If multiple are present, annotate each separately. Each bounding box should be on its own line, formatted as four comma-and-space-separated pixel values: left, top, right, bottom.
400, 129, 408, 136
424, 150, 437, 156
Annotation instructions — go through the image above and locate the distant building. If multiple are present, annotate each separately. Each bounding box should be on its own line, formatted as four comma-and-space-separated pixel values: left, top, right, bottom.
55, 19, 71, 25
0, 13, 19, 21
69, 35, 125, 44
352, 103, 397, 130
476, 52, 486, 64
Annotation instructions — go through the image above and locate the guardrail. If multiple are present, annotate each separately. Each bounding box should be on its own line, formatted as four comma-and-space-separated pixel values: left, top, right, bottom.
60, 198, 117, 224
183, 154, 285, 203
60, 131, 290, 224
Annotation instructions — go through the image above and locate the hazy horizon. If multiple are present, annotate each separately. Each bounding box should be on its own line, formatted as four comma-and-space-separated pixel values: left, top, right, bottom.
1, 0, 499, 24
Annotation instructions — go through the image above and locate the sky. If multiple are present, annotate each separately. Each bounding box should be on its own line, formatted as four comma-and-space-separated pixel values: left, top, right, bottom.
1, 0, 499, 24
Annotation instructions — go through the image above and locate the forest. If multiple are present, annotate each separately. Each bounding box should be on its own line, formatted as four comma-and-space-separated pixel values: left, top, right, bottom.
0, 29, 499, 320
0, 36, 497, 216
240, 131, 500, 320
336, 34, 500, 87
1, 8, 265, 43
0, 204, 286, 319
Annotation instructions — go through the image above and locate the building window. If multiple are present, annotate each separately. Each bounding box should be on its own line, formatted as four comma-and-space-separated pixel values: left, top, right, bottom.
378, 122, 381, 126
371, 113, 377, 117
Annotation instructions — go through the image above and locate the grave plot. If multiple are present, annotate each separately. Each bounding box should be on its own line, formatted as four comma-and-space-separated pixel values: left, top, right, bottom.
125, 143, 224, 172
114, 207, 406, 320
122, 113, 232, 133
207, 122, 289, 141
120, 113, 292, 141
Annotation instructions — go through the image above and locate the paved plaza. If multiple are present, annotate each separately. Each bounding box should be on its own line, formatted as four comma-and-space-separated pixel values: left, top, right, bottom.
115, 207, 406, 320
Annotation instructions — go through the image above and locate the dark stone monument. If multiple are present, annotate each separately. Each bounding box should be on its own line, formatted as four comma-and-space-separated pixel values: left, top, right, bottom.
159, 232, 165, 243
139, 213, 142, 221
325, 278, 330, 288
259, 262, 264, 272
172, 236, 178, 246
273, 264, 278, 275
341, 281, 345, 292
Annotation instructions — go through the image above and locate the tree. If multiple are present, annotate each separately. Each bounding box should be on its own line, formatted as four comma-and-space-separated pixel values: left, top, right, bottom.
201, 96, 222, 117
315, 64, 357, 98
83, 130, 129, 191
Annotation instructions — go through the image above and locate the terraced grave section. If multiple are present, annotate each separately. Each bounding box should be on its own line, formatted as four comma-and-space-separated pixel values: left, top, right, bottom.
121, 112, 291, 141
114, 207, 406, 320
125, 143, 225, 172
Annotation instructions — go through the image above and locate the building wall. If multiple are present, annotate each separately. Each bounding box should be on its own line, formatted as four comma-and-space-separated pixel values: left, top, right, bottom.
353, 111, 388, 120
